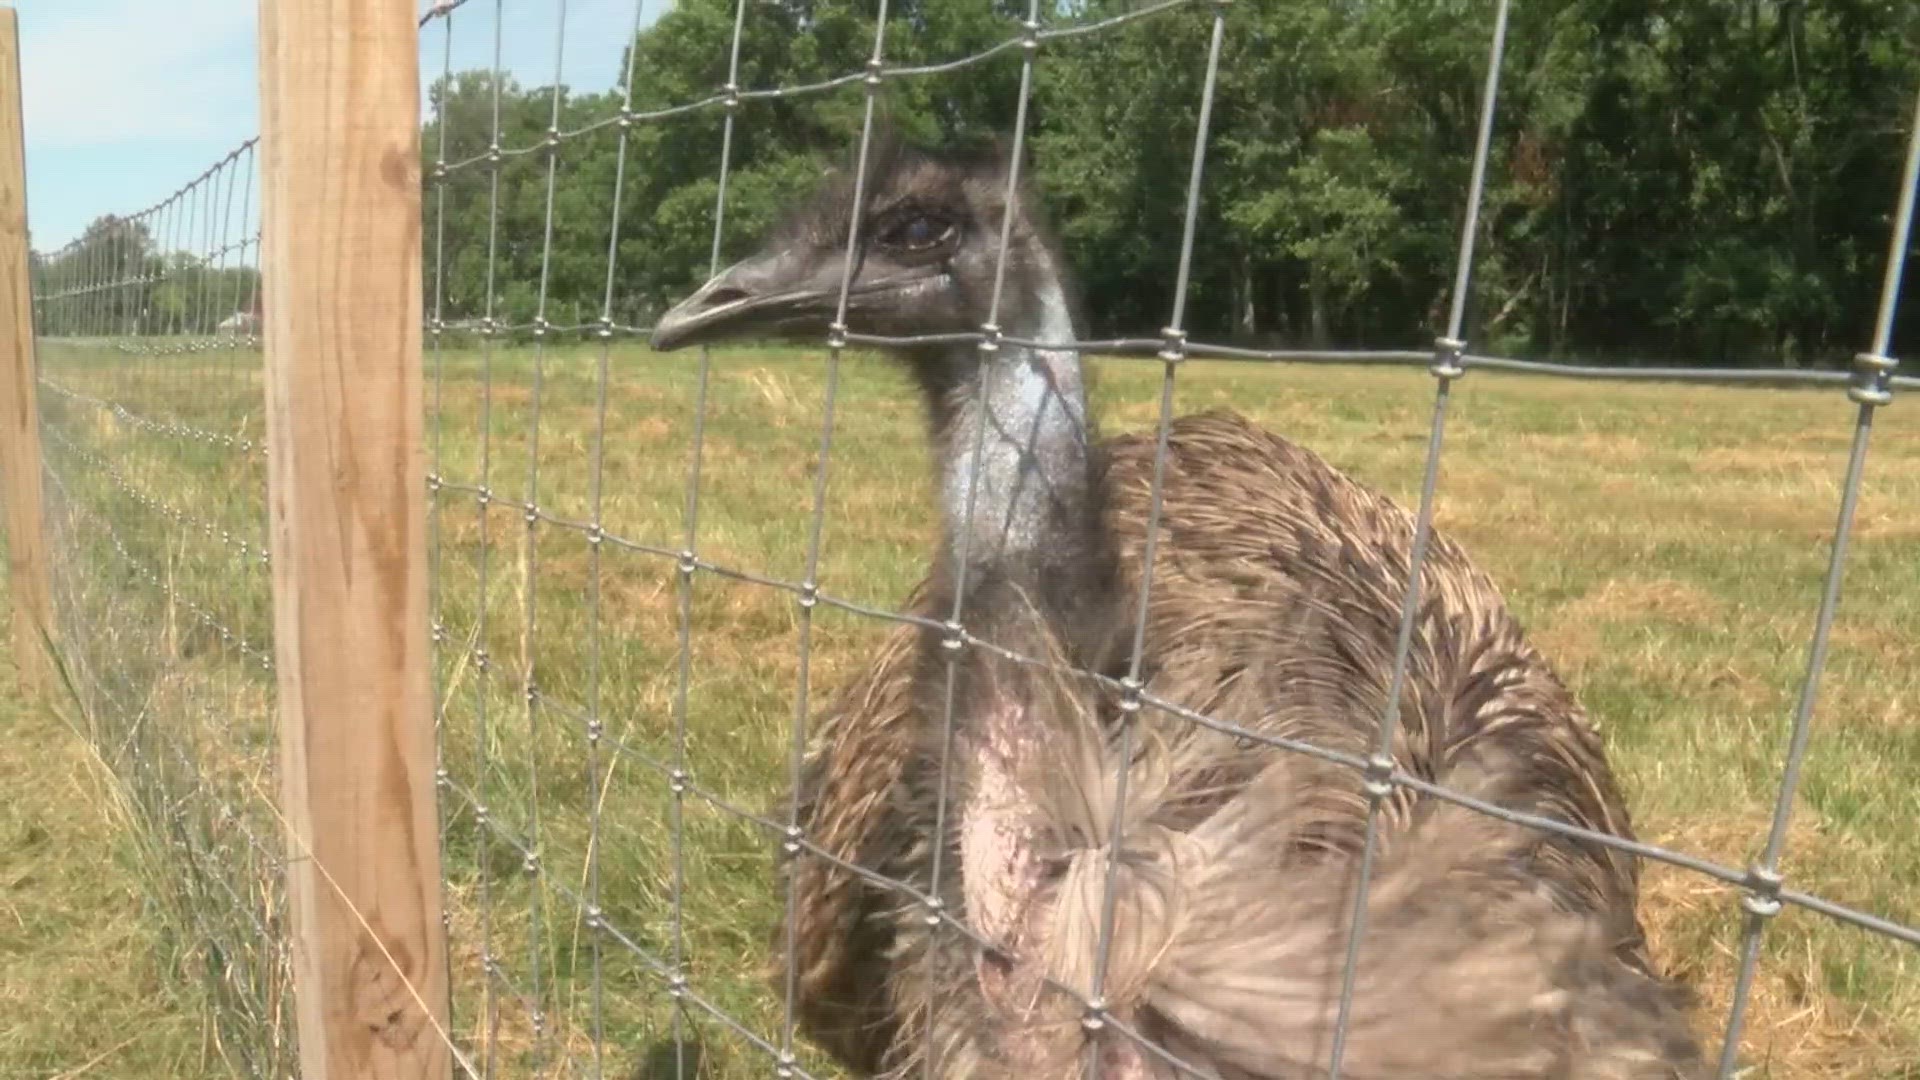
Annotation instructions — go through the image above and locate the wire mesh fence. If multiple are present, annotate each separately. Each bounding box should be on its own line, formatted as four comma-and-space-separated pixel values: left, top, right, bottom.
17, 0, 1920, 1078
27, 141, 288, 1074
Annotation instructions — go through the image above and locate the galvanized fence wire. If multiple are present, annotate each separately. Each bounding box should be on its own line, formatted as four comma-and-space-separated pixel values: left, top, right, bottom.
410, 2, 1920, 1080
28, 138, 288, 1079
23, 0, 1920, 1077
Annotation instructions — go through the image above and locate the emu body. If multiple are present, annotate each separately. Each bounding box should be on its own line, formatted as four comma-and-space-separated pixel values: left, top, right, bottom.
650, 134, 1705, 1079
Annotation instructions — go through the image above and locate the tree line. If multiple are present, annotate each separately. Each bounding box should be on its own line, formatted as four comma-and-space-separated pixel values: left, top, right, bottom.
37, 0, 1920, 367
32, 216, 260, 339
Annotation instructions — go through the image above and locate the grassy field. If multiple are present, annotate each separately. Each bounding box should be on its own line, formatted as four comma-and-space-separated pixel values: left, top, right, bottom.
9, 338, 1919, 1078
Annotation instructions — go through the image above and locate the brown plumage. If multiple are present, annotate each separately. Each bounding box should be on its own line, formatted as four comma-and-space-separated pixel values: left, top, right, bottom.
651, 131, 1705, 1079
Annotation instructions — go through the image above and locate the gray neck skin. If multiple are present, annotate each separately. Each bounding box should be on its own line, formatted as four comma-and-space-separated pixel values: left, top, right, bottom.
912, 255, 1098, 622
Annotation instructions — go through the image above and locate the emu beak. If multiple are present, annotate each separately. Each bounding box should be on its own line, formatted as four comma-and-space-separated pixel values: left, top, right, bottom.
649, 249, 841, 352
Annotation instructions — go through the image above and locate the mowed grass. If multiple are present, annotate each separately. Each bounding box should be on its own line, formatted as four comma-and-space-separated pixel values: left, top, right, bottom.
14, 338, 1919, 1078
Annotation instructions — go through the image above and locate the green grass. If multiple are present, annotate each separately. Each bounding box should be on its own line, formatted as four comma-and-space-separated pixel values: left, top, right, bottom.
11, 338, 1920, 1078
0, 597, 211, 1078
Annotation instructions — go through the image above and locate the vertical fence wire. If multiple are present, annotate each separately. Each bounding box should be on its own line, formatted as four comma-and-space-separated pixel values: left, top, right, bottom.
680, 0, 737, 1068
1092, 8, 1231, 1073
776, 8, 896, 1073
428, 0, 461, 1050
924, 1, 1051, 1074
1710, 80, 1920, 1080
579, 0, 660, 1071
472, 0, 508, 1066
513, 0, 572, 1058
1320, 3, 1511, 1076
670, 0, 753, 1075
695, 1, 753, 1069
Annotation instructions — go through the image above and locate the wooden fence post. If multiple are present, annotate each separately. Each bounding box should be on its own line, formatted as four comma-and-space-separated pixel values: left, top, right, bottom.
0, 6, 54, 699
257, 2, 450, 1077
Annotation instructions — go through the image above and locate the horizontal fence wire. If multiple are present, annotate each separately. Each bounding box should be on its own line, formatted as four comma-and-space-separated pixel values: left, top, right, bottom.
22, 1, 1919, 1078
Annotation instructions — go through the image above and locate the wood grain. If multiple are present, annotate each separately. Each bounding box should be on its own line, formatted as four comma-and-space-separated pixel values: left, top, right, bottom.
0, 7, 54, 698
257, 2, 450, 1076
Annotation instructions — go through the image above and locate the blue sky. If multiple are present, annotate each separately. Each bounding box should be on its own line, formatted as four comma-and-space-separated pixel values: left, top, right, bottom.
19, 0, 667, 253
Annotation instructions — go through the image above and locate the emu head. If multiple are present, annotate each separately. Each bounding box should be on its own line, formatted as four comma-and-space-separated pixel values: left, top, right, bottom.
649, 133, 1075, 354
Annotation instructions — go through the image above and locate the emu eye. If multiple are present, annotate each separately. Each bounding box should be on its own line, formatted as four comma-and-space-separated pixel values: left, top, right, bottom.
881, 214, 954, 252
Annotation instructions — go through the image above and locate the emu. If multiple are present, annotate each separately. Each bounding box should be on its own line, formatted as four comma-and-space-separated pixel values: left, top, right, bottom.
650, 133, 1706, 1080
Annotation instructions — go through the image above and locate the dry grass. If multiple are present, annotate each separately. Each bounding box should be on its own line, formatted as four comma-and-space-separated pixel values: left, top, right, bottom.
9, 339, 1917, 1078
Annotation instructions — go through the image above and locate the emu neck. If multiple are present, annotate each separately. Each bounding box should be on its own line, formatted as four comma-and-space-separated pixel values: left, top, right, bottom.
916, 278, 1097, 630
945, 345, 1089, 562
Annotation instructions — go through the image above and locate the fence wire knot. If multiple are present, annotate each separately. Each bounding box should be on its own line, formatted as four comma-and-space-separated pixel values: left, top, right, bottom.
1741, 865, 1785, 919
922, 894, 945, 929
1117, 675, 1144, 715
1431, 336, 1467, 380
864, 58, 885, 89
1848, 351, 1897, 407
1158, 326, 1187, 364
1082, 997, 1109, 1034
941, 619, 966, 655
1361, 752, 1395, 801
979, 321, 1002, 355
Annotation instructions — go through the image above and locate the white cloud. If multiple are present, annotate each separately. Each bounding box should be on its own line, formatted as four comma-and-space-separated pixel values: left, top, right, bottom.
19, 0, 258, 149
